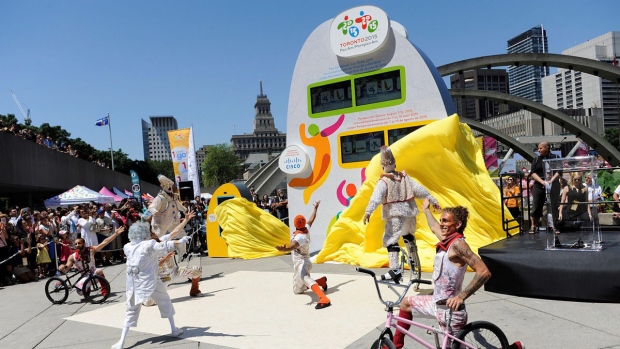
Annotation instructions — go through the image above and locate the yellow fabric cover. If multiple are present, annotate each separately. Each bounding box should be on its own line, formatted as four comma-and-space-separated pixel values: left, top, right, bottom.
214, 198, 291, 259
315, 114, 516, 271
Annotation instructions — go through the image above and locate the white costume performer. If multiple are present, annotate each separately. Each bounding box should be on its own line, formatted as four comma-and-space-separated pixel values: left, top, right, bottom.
364, 146, 440, 282
276, 201, 330, 309
111, 221, 189, 349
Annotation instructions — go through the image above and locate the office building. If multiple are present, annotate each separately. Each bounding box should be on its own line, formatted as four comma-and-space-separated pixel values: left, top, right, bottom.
230, 82, 286, 161
542, 31, 620, 128
450, 69, 511, 121
141, 116, 179, 161
507, 25, 550, 103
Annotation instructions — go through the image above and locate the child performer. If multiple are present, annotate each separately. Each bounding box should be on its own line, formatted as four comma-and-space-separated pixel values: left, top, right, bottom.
111, 220, 190, 349
275, 201, 330, 309
364, 146, 441, 283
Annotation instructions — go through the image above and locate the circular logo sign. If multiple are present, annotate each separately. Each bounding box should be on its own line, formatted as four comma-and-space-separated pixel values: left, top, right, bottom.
329, 6, 390, 58
132, 184, 141, 193
279, 145, 309, 175
208, 214, 217, 222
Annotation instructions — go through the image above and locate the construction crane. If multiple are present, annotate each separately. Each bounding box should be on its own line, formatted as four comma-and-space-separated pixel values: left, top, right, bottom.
10, 89, 32, 125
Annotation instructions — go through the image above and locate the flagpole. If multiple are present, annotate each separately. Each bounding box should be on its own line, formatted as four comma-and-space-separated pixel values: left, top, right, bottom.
107, 112, 115, 171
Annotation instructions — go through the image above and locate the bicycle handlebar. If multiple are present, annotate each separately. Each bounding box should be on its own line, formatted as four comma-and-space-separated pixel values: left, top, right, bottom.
356, 267, 376, 277
356, 267, 432, 285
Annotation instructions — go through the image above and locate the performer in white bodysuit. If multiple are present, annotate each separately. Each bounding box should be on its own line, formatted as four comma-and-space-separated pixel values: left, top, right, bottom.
276, 201, 330, 309
111, 221, 190, 349
364, 146, 441, 283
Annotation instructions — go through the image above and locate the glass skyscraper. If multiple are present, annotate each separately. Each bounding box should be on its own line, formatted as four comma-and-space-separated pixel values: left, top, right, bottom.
507, 25, 550, 103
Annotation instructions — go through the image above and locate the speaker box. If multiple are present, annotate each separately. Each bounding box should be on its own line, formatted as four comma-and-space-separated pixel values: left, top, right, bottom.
178, 181, 194, 202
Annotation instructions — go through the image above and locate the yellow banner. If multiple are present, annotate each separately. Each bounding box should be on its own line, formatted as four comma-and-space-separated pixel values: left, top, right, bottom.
167, 128, 191, 184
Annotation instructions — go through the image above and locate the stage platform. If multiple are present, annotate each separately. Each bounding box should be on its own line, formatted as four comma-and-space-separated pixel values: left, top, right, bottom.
479, 228, 620, 303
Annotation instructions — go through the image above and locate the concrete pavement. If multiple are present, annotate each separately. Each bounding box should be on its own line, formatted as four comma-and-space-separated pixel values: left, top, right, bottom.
1, 254, 619, 349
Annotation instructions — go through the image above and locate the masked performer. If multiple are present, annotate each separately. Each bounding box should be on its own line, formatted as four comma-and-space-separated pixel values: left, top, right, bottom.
111, 220, 190, 349
364, 146, 441, 283
148, 175, 188, 238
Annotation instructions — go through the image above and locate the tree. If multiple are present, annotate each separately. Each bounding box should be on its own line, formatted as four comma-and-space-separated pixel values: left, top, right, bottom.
147, 159, 175, 182
202, 143, 240, 186
0, 114, 18, 126
603, 127, 620, 152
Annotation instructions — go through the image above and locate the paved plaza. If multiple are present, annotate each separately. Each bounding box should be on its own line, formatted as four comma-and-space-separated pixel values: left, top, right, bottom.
1, 254, 619, 349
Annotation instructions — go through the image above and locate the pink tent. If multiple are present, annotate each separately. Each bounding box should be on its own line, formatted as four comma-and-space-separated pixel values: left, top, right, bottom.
99, 187, 123, 203
125, 190, 133, 196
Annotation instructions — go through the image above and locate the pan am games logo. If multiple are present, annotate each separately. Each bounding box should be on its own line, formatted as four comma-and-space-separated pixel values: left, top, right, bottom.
330, 6, 390, 58
337, 11, 379, 38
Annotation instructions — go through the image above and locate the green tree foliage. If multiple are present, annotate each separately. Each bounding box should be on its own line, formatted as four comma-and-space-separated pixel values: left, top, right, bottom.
202, 143, 240, 187
38, 123, 71, 143
0, 114, 18, 126
147, 159, 175, 182
603, 127, 620, 152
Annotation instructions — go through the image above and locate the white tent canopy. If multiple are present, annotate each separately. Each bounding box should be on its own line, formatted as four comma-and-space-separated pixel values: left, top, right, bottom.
44, 185, 115, 208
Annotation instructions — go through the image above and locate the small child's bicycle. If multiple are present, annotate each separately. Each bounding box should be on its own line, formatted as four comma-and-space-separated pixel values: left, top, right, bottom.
357, 267, 510, 349
44, 262, 110, 305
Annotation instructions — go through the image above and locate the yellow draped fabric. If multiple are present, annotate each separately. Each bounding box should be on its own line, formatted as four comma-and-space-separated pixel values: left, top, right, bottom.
214, 198, 291, 259
315, 114, 516, 271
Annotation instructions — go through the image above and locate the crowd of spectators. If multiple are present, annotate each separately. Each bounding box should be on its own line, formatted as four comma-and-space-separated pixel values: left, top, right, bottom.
0, 198, 147, 286
249, 186, 289, 225
0, 121, 79, 158
0, 196, 211, 287
1, 120, 111, 168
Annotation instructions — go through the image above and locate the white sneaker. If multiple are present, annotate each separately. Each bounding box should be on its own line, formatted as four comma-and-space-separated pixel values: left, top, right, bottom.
170, 328, 184, 337
110, 340, 124, 349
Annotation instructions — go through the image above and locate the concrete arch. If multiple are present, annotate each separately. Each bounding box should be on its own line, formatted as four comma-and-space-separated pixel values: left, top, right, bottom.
449, 89, 620, 166
460, 118, 535, 162
437, 53, 620, 82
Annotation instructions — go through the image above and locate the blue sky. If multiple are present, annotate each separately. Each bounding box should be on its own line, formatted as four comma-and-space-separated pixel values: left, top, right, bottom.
1, 0, 617, 161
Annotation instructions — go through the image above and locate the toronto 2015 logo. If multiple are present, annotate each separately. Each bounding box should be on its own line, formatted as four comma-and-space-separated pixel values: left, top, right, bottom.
336, 11, 379, 38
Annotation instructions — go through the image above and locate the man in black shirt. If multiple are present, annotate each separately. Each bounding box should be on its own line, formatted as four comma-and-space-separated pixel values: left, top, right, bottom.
529, 141, 562, 234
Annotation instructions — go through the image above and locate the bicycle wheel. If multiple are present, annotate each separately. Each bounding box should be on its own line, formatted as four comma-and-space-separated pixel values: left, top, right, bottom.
451, 321, 509, 349
82, 275, 110, 304
45, 277, 69, 304
370, 337, 396, 349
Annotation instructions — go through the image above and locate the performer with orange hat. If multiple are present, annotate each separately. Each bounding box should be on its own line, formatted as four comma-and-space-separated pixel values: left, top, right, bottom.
275, 200, 330, 309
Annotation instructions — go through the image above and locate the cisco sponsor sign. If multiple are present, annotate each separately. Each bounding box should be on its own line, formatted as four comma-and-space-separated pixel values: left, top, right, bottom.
329, 5, 390, 58
279, 145, 309, 174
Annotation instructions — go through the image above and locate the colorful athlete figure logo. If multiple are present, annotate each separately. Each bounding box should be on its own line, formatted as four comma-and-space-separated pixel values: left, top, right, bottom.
289, 114, 345, 204
337, 11, 379, 37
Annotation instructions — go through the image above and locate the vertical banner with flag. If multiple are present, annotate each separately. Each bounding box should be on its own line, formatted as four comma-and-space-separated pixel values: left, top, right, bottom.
130, 170, 142, 201
167, 128, 191, 185
186, 127, 200, 198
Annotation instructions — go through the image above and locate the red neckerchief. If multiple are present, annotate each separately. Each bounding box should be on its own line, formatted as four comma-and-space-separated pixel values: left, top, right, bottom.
435, 233, 464, 252
293, 227, 308, 237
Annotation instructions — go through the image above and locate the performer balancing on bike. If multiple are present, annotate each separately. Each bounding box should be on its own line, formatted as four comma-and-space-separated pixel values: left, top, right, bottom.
58, 226, 125, 297
364, 145, 441, 283
393, 198, 491, 349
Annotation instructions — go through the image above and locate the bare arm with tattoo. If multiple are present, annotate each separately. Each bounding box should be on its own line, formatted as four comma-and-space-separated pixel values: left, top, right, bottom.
446, 239, 491, 311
